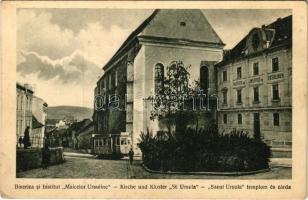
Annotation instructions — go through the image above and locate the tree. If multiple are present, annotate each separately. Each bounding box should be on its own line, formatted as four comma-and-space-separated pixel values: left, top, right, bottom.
149, 61, 196, 135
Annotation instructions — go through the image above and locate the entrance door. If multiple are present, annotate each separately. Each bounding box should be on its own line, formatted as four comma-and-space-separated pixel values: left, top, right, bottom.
253, 113, 261, 139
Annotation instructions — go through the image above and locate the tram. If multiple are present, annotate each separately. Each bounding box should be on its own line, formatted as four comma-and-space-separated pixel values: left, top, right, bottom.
92, 132, 131, 157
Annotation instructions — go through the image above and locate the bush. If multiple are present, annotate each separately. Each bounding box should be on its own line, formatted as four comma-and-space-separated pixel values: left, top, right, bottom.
138, 128, 271, 172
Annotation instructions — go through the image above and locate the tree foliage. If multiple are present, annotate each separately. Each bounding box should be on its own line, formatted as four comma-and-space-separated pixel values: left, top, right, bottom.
149, 61, 198, 134
138, 128, 271, 172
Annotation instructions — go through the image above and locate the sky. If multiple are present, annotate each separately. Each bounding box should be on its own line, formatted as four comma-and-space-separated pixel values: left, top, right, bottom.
17, 9, 291, 108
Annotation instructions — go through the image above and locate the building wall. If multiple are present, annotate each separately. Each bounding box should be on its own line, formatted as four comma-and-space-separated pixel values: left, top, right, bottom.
132, 46, 146, 155
124, 43, 223, 155
217, 47, 292, 146
31, 96, 48, 147
16, 84, 33, 146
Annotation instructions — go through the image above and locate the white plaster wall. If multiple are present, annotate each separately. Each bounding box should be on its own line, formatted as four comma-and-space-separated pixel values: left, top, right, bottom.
132, 46, 146, 155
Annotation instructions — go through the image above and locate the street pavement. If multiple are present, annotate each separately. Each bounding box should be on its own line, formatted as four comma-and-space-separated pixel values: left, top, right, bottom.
16, 152, 291, 179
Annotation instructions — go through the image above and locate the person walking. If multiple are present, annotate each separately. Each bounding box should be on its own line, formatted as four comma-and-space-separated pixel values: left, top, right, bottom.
128, 147, 134, 165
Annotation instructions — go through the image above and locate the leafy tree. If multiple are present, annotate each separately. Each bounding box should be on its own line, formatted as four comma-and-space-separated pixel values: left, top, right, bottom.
149, 61, 196, 134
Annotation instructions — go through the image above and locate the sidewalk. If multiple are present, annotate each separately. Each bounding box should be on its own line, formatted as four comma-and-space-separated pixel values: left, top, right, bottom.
63, 152, 95, 159
270, 158, 292, 168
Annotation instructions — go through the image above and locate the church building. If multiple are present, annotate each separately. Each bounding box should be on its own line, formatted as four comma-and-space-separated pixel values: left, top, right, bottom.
93, 9, 224, 155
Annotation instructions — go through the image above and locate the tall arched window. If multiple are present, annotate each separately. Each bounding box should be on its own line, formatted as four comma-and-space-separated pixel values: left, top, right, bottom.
200, 66, 209, 95
154, 63, 164, 94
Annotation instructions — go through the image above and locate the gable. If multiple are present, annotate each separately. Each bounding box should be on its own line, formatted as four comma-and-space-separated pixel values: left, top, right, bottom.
139, 9, 224, 45
103, 9, 224, 70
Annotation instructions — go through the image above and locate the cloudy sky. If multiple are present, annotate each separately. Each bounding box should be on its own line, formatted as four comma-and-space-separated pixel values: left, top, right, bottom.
17, 9, 291, 108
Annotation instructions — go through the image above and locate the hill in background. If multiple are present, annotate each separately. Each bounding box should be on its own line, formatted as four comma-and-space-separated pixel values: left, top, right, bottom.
47, 106, 93, 121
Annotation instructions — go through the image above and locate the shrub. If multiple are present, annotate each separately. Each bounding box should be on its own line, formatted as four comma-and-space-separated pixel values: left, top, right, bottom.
138, 128, 271, 172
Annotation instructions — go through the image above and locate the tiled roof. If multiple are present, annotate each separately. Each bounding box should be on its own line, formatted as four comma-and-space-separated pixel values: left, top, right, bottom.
103, 9, 224, 70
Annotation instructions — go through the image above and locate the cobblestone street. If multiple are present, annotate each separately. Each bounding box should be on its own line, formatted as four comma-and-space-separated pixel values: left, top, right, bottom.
16, 152, 291, 179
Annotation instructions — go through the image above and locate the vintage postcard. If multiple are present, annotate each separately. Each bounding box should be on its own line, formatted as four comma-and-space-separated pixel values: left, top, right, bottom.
0, 1, 307, 199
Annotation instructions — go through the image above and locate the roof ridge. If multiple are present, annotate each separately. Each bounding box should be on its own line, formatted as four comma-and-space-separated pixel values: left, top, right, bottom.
102, 9, 160, 70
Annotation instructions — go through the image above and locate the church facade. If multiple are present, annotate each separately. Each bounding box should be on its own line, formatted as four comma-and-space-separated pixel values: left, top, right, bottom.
93, 10, 292, 155
93, 9, 224, 154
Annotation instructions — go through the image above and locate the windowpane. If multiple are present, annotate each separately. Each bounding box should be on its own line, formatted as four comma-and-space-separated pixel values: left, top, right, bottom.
237, 67, 242, 79
254, 87, 259, 102
272, 57, 279, 72
222, 90, 227, 105
238, 114, 242, 124
154, 63, 164, 93
237, 89, 242, 103
272, 84, 279, 100
253, 62, 259, 75
223, 71, 227, 82
273, 113, 280, 126
223, 114, 227, 124
200, 66, 209, 93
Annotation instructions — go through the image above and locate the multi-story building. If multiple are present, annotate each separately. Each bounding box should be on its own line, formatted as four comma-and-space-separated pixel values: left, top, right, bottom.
16, 83, 34, 146
31, 96, 48, 147
216, 15, 292, 147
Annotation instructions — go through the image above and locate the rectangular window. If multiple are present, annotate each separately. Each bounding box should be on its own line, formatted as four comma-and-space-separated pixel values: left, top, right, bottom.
111, 72, 116, 90
97, 83, 101, 95
108, 75, 111, 90
253, 87, 259, 102
101, 80, 105, 92
272, 84, 279, 100
238, 114, 242, 124
20, 96, 22, 110
237, 67, 242, 79
223, 71, 227, 82
272, 57, 279, 72
253, 62, 259, 75
223, 114, 227, 124
237, 89, 242, 104
273, 113, 280, 126
115, 70, 118, 87
222, 90, 227, 105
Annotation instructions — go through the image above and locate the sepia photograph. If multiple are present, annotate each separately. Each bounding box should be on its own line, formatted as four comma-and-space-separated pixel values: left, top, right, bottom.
15, 8, 293, 179
0, 1, 307, 199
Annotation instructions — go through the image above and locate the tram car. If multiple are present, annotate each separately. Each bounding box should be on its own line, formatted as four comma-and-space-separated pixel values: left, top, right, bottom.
92, 132, 131, 157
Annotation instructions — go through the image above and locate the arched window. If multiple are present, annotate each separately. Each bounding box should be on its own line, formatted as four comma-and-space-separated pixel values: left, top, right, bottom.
154, 63, 164, 93
200, 66, 209, 95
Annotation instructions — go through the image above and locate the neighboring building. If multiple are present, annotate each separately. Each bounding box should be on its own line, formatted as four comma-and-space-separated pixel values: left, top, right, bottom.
77, 121, 94, 150
16, 83, 34, 146
93, 9, 225, 155
56, 120, 69, 130
31, 96, 48, 147
216, 16, 292, 147
67, 119, 93, 149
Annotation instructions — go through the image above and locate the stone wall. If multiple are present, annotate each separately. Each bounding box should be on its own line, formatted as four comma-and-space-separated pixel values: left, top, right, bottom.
16, 147, 64, 172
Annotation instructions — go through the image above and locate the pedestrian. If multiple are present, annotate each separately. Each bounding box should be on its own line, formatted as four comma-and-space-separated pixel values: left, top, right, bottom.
42, 143, 51, 169
128, 147, 134, 165
22, 126, 31, 149
18, 136, 23, 148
